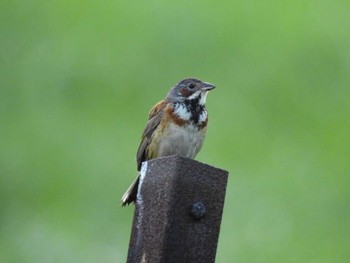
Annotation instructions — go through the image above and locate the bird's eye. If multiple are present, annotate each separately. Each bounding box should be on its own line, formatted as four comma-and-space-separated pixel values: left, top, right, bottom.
188, 83, 195, 89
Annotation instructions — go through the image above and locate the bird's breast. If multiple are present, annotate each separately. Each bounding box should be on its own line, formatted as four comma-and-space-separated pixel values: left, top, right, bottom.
150, 104, 208, 159
157, 121, 207, 159
168, 102, 208, 129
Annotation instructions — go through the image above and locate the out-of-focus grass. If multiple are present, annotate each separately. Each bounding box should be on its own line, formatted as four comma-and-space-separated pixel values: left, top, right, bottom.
1, 1, 349, 262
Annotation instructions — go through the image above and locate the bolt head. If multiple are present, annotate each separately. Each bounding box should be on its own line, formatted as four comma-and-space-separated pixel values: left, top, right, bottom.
190, 202, 206, 219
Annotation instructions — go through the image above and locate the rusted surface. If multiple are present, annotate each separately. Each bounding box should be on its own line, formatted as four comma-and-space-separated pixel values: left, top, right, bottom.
127, 155, 229, 263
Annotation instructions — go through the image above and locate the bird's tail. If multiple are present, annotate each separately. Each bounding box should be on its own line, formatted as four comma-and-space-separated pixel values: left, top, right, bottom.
121, 175, 140, 206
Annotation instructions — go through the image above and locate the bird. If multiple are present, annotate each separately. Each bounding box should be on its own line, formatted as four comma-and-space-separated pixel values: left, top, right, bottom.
121, 78, 215, 206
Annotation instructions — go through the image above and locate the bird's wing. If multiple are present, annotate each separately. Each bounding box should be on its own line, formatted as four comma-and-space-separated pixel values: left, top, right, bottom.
136, 100, 167, 171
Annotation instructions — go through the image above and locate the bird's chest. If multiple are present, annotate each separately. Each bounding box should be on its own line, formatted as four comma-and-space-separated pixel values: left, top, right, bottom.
171, 101, 208, 126
154, 103, 208, 158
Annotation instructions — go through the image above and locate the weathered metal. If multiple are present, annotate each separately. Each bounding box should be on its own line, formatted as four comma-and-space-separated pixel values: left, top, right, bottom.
126, 155, 229, 263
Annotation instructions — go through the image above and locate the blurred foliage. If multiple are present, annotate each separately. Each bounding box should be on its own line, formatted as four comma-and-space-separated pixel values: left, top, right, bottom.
1, 0, 350, 262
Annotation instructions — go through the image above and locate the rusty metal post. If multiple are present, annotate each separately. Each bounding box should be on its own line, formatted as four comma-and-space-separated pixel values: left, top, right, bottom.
126, 155, 229, 263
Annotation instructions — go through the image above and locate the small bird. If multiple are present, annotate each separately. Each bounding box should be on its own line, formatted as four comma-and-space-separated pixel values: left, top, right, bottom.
121, 78, 215, 206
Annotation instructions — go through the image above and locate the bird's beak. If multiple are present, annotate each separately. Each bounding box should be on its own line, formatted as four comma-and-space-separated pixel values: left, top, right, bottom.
202, 82, 216, 91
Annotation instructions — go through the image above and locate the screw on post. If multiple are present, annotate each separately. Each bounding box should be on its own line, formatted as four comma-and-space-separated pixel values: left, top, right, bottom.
190, 202, 206, 220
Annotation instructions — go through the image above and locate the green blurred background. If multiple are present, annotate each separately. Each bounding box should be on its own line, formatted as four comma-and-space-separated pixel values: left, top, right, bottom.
1, 0, 349, 262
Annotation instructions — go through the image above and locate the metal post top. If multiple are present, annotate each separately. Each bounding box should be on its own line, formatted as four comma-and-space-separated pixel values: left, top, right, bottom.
143, 154, 229, 176
127, 154, 229, 263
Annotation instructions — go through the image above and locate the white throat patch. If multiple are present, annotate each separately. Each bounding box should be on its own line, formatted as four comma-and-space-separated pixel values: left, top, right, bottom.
188, 91, 201, 100
187, 91, 209, 106
199, 91, 208, 105
173, 103, 191, 120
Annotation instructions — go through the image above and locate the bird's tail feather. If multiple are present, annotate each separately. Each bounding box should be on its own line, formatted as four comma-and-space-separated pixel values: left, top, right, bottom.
121, 175, 140, 206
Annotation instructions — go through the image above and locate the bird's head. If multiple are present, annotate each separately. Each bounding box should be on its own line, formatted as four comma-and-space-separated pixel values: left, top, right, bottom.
166, 78, 215, 105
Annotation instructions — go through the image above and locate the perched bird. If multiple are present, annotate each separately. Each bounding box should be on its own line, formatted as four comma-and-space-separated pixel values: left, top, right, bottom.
121, 78, 215, 206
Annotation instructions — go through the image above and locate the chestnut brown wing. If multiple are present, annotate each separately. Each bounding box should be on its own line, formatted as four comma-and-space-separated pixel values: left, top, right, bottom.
136, 100, 167, 171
